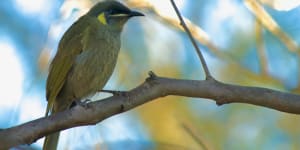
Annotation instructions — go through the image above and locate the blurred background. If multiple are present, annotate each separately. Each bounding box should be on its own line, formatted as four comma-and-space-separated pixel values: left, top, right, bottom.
1, 0, 300, 149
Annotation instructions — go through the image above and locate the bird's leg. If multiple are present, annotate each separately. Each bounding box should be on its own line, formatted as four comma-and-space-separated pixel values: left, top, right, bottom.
100, 89, 129, 97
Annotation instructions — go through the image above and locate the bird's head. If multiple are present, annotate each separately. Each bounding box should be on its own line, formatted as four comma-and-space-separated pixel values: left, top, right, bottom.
87, 1, 144, 31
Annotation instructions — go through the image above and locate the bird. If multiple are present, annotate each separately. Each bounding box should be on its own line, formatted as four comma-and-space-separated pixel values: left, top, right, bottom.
43, 1, 144, 150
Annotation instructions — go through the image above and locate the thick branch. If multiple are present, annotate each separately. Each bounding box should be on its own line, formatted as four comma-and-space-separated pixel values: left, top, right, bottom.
1, 74, 300, 149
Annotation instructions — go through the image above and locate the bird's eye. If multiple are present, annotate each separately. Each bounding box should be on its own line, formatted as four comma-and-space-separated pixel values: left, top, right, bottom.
107, 9, 118, 15
107, 9, 127, 15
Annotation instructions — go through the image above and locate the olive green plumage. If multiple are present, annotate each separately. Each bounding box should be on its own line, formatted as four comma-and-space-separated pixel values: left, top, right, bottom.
43, 1, 143, 150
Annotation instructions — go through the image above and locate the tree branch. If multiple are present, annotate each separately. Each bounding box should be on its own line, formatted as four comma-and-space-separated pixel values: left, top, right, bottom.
1, 72, 300, 149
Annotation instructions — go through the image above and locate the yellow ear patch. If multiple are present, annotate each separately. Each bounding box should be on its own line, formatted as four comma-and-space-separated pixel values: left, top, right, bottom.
97, 13, 107, 25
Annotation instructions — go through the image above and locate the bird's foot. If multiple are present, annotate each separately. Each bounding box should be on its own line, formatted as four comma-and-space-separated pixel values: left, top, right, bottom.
70, 99, 91, 109
100, 89, 129, 97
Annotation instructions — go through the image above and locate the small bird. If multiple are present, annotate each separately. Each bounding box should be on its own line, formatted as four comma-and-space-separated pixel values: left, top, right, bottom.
43, 1, 143, 150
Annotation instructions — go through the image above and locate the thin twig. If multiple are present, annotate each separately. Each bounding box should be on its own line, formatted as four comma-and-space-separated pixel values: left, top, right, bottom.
170, 0, 213, 80
126, 0, 283, 86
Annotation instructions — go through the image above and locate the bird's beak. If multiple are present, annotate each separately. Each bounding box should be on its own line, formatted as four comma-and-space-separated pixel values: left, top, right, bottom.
129, 10, 144, 17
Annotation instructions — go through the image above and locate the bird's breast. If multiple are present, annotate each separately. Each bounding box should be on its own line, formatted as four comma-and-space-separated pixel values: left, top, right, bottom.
66, 29, 121, 100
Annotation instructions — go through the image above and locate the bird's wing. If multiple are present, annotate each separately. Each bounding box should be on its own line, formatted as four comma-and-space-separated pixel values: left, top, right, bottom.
45, 16, 90, 116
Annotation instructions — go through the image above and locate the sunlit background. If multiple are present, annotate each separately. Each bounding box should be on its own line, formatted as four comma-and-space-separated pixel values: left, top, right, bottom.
1, 0, 300, 149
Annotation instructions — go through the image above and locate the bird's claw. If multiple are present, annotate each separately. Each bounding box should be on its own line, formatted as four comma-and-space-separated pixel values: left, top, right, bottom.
72, 99, 91, 109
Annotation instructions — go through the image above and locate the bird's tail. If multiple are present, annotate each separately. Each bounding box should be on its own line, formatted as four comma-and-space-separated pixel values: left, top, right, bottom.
43, 132, 60, 150
43, 98, 63, 150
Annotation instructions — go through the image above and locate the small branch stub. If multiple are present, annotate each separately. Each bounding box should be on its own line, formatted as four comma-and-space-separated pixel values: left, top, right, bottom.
148, 71, 157, 79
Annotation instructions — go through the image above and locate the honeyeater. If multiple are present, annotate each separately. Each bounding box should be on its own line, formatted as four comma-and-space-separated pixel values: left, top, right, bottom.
43, 1, 143, 150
